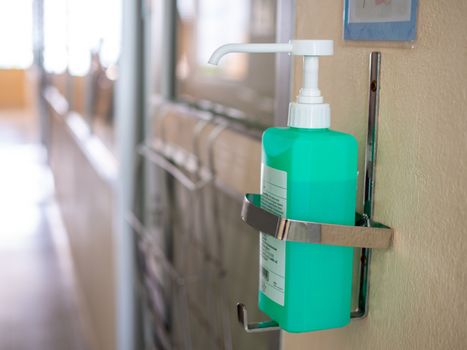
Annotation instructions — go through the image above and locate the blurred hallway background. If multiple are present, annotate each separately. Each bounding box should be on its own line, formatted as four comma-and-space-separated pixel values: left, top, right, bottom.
0, 109, 89, 350
0, 0, 120, 348
0, 1, 280, 349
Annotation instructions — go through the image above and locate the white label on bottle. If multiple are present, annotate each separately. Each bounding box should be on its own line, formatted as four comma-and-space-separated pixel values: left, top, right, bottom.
259, 164, 287, 306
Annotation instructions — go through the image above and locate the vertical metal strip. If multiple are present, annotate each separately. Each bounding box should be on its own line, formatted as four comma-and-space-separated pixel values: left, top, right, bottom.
364, 52, 381, 218
351, 51, 381, 319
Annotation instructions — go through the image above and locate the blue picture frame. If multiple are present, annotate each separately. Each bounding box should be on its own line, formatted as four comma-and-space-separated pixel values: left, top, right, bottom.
344, 0, 418, 41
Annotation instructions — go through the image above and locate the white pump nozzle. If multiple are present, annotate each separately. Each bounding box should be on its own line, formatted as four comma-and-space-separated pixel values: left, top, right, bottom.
208, 40, 334, 129
208, 43, 293, 65
208, 40, 333, 64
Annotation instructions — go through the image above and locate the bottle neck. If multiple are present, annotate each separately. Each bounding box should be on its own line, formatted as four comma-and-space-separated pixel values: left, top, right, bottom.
287, 102, 330, 128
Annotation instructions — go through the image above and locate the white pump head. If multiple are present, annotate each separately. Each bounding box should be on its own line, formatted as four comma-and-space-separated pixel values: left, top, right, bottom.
208, 40, 334, 128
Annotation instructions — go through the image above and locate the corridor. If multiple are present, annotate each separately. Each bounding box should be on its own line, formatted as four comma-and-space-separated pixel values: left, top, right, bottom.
0, 110, 88, 350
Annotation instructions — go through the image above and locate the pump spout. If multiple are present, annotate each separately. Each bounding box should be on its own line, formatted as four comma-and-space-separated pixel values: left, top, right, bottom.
208, 40, 334, 128
208, 40, 333, 65
208, 42, 292, 65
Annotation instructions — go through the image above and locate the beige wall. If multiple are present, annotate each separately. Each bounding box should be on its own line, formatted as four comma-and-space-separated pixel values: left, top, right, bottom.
283, 1, 467, 349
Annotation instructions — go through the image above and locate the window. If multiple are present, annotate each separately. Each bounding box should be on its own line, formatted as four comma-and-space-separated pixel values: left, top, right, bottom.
43, 0, 121, 75
0, 0, 33, 69
43, 0, 68, 73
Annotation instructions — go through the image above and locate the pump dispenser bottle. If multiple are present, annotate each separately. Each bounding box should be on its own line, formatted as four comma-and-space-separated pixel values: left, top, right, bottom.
209, 41, 358, 332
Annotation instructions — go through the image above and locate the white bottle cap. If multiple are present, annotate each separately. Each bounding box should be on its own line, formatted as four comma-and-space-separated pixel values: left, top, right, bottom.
208, 40, 334, 129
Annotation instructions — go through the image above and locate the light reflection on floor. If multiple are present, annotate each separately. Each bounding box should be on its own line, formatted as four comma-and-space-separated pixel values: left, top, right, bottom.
0, 109, 88, 350
0, 145, 46, 244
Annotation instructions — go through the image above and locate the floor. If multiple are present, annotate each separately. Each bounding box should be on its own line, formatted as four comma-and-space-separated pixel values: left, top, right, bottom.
0, 109, 89, 350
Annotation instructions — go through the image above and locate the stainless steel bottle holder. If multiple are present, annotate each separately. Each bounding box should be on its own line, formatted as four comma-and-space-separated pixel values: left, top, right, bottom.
237, 193, 393, 333
236, 52, 393, 333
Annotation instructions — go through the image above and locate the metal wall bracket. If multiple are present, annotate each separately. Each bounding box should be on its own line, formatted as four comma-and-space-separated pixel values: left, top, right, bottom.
237, 303, 280, 333
236, 192, 393, 332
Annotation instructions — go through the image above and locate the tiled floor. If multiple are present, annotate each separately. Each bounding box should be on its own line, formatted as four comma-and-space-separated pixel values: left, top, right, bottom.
0, 110, 89, 350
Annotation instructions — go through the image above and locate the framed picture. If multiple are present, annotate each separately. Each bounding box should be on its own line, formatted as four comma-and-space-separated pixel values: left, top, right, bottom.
344, 0, 418, 41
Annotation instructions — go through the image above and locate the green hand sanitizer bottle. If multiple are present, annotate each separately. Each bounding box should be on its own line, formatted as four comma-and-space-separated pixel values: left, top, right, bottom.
209, 40, 358, 332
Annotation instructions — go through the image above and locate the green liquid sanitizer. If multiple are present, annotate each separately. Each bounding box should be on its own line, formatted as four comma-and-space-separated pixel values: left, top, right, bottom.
209, 40, 358, 332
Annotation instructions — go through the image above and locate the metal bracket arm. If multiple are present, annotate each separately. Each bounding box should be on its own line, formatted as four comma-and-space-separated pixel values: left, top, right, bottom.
237, 303, 280, 333
241, 193, 393, 249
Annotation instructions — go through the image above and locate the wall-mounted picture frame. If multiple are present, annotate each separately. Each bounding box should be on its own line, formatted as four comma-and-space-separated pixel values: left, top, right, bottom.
343, 0, 418, 41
